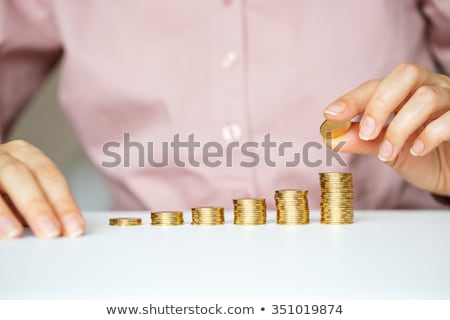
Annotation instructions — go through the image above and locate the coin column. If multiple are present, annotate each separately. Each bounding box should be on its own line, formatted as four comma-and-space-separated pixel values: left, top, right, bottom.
151, 211, 184, 226
233, 199, 267, 225
319, 172, 354, 224
191, 207, 225, 225
274, 190, 310, 224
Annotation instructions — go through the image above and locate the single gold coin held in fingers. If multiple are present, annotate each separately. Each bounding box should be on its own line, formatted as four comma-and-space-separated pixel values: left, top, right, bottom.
320, 120, 351, 139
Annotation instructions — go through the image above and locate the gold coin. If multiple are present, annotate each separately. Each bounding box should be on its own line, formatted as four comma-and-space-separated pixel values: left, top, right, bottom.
192, 207, 225, 226
233, 198, 267, 225
274, 189, 310, 225
109, 217, 142, 226
319, 172, 354, 225
151, 211, 184, 226
320, 120, 351, 139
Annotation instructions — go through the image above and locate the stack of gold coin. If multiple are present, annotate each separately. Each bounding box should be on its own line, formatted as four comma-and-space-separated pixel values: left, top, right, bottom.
109, 217, 142, 226
151, 211, 184, 226
191, 207, 225, 225
233, 198, 266, 225
319, 172, 354, 224
274, 190, 310, 225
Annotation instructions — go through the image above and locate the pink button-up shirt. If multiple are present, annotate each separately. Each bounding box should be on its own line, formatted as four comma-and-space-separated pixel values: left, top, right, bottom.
1, 0, 449, 210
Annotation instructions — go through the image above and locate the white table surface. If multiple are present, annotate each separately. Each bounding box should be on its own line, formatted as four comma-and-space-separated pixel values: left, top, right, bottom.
1, 210, 449, 299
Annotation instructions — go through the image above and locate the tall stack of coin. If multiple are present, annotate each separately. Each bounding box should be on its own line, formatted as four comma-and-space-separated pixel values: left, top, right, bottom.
274, 190, 310, 225
191, 207, 225, 225
151, 211, 184, 226
319, 172, 354, 224
233, 199, 266, 225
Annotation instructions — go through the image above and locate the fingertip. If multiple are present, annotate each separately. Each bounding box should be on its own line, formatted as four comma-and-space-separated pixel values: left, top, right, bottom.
61, 212, 85, 237
324, 110, 341, 118
323, 102, 346, 118
32, 216, 61, 239
358, 134, 371, 141
0, 226, 23, 239
409, 149, 421, 157
323, 101, 351, 122
1, 229, 23, 239
10, 222, 24, 238
324, 110, 338, 118
410, 139, 426, 157
358, 116, 377, 141
36, 229, 61, 239
0, 215, 24, 239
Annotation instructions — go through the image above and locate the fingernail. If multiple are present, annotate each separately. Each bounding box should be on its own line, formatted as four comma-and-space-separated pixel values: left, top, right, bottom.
35, 216, 60, 239
62, 214, 84, 237
359, 116, 376, 140
410, 139, 425, 156
0, 216, 21, 238
324, 103, 346, 116
378, 140, 393, 161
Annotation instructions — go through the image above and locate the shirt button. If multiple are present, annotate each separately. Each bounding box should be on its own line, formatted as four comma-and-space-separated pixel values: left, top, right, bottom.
221, 122, 242, 142
221, 51, 238, 69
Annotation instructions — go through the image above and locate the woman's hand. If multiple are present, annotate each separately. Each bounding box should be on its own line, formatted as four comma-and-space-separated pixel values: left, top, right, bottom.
324, 63, 450, 197
0, 140, 84, 239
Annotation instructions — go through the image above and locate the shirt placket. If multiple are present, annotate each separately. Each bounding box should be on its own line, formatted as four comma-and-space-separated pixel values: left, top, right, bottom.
210, 0, 254, 198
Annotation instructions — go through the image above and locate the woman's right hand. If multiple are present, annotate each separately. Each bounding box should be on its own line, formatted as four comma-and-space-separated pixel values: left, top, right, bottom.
0, 140, 84, 239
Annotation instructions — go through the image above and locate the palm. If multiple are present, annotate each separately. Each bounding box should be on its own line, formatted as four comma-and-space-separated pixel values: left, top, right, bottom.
392, 141, 450, 196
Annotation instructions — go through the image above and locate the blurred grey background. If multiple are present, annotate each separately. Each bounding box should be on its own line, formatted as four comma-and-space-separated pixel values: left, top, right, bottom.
8, 67, 111, 211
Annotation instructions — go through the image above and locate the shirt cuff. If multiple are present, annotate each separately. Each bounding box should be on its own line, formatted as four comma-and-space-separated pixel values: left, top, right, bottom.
432, 194, 450, 206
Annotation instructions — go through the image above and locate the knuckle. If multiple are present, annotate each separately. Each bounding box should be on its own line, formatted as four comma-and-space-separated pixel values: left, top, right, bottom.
37, 163, 63, 181
424, 122, 444, 139
6, 139, 31, 150
3, 140, 44, 158
364, 79, 380, 87
385, 125, 404, 144
340, 95, 359, 108
370, 94, 390, 110
343, 80, 380, 108
369, 90, 396, 112
396, 62, 421, 81
435, 74, 450, 90
0, 159, 28, 176
415, 86, 441, 106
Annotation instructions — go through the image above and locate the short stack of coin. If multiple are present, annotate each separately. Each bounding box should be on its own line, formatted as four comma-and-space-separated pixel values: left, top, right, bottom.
151, 211, 184, 226
191, 207, 225, 225
274, 190, 310, 225
319, 172, 354, 224
233, 198, 266, 225
109, 217, 142, 226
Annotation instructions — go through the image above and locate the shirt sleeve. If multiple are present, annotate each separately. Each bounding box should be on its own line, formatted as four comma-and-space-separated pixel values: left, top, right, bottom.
0, 0, 62, 141
421, 0, 450, 74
